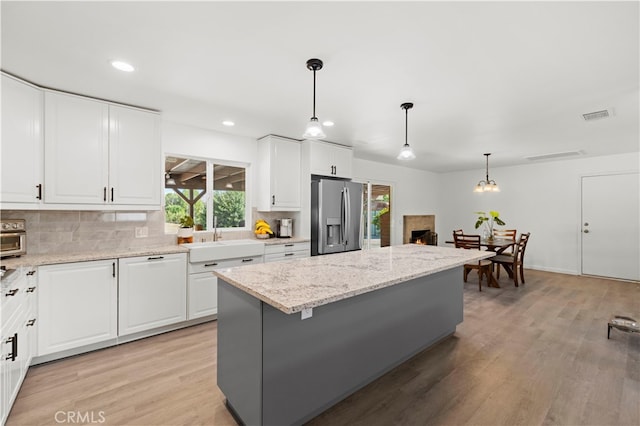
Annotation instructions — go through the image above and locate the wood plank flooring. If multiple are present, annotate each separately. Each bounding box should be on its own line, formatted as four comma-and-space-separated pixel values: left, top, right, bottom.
7, 270, 640, 426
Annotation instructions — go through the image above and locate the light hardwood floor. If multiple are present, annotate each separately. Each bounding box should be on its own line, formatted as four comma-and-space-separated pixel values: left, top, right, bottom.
8, 270, 640, 426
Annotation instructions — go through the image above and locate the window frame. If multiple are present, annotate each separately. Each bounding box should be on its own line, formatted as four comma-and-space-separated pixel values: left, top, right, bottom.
164, 153, 251, 234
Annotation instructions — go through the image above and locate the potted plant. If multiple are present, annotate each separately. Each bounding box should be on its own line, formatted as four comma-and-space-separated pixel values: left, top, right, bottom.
474, 211, 505, 239
177, 215, 194, 242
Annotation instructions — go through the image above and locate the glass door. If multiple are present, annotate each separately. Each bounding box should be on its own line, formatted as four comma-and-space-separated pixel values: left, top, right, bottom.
362, 182, 392, 249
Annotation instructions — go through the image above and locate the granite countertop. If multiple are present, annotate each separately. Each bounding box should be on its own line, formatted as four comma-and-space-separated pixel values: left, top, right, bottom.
0, 245, 189, 268
214, 244, 494, 315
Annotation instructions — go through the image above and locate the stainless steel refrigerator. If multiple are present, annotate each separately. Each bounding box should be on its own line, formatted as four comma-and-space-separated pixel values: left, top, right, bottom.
311, 178, 363, 256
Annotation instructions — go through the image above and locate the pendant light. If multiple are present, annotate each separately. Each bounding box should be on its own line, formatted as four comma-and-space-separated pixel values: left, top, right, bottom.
473, 153, 500, 192
397, 102, 416, 160
302, 58, 326, 139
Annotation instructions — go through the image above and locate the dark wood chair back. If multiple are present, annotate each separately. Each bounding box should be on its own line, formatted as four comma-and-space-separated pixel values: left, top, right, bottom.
514, 232, 531, 263
453, 233, 481, 250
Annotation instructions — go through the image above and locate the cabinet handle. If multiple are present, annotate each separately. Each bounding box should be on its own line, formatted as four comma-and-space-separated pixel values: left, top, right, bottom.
272, 195, 275, 205
26, 287, 36, 293
26, 319, 36, 327
284, 244, 294, 247
111, 187, 114, 202
204, 263, 219, 267
5, 289, 18, 297
285, 253, 295, 257
241, 258, 254, 263
26, 270, 36, 276
104, 187, 107, 202
5, 333, 17, 361
112, 262, 116, 277
148, 256, 165, 260
36, 184, 42, 200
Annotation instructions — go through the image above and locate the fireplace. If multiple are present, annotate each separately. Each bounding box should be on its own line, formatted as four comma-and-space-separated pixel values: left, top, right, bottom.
410, 229, 438, 245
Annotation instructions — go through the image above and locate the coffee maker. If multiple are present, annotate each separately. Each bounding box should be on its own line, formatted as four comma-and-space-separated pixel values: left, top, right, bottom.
275, 218, 293, 238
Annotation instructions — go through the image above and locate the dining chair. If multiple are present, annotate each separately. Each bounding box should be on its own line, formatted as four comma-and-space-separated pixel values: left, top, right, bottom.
491, 232, 531, 287
453, 232, 492, 291
492, 229, 517, 254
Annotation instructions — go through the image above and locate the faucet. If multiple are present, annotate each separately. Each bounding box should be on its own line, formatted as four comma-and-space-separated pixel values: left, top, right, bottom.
213, 215, 217, 241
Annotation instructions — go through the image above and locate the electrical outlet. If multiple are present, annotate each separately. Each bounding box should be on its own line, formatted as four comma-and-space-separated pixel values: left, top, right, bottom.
135, 226, 148, 238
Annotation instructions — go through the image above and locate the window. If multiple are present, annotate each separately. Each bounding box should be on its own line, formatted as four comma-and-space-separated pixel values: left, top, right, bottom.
164, 156, 247, 233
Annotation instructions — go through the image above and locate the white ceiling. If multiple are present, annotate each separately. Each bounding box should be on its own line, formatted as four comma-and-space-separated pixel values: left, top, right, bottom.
2, 1, 638, 172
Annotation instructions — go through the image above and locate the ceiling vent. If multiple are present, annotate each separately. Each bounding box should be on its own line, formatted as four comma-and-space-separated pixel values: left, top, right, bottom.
582, 109, 611, 121
525, 151, 583, 161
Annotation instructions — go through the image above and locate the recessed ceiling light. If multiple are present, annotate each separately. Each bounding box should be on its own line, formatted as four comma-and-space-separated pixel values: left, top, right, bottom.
111, 60, 135, 72
222, 120, 235, 127
322, 121, 334, 127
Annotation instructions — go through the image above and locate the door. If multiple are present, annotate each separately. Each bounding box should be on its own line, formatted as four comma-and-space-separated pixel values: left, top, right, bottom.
188, 272, 218, 319
38, 260, 117, 356
118, 254, 187, 336
582, 173, 640, 281
270, 137, 301, 209
362, 183, 392, 249
0, 74, 43, 204
44, 91, 109, 204
109, 105, 161, 205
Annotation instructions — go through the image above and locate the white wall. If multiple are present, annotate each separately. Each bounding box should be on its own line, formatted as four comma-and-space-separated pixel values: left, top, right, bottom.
436, 152, 640, 275
353, 159, 439, 246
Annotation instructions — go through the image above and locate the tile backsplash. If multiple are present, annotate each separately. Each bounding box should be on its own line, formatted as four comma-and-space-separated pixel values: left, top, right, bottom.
0, 208, 303, 255
0, 210, 174, 255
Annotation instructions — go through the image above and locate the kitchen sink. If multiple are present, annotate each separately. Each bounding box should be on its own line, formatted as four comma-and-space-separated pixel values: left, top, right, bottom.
181, 239, 265, 262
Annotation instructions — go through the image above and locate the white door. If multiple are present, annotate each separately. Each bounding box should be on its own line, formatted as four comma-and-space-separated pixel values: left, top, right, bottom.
188, 272, 218, 319
270, 137, 301, 209
38, 260, 118, 356
582, 173, 640, 281
0, 75, 43, 204
109, 105, 161, 205
118, 254, 187, 336
44, 92, 109, 204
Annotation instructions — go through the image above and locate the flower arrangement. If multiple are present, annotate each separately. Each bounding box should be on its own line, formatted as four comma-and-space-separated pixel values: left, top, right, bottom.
474, 211, 506, 238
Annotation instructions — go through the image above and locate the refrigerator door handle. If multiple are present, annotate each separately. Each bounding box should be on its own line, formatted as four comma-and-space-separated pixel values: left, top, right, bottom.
340, 188, 346, 244
344, 186, 350, 246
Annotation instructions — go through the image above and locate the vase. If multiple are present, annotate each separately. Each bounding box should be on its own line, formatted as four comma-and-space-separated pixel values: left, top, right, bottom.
486, 221, 494, 240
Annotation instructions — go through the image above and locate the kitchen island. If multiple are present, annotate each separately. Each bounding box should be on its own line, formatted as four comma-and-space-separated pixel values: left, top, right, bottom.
214, 244, 494, 426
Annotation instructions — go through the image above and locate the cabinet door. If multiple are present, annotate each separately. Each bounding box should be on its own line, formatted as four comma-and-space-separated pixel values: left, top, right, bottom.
188, 272, 218, 319
308, 141, 334, 176
118, 253, 187, 336
270, 137, 301, 210
0, 74, 43, 204
1, 315, 21, 422
44, 92, 109, 204
331, 145, 353, 179
38, 260, 117, 356
109, 105, 161, 205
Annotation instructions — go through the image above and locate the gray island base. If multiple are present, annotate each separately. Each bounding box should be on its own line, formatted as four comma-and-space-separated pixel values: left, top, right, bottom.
218, 267, 463, 426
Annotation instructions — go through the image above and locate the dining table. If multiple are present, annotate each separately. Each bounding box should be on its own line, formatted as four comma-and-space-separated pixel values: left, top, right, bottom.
445, 236, 516, 288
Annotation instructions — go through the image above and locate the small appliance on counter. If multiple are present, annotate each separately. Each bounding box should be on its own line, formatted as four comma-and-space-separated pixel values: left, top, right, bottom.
275, 218, 293, 238
0, 219, 26, 258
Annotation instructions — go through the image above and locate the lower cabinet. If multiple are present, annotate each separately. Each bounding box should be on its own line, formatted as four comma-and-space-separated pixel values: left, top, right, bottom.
118, 253, 187, 336
188, 272, 218, 319
38, 260, 118, 356
264, 242, 310, 263
1, 267, 37, 425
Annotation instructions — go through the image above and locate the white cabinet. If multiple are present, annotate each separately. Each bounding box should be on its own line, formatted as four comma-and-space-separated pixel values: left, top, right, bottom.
44, 91, 160, 207
264, 241, 310, 263
0, 73, 44, 205
188, 272, 218, 319
1, 266, 37, 425
38, 260, 118, 356
306, 140, 353, 179
118, 253, 187, 336
257, 135, 301, 211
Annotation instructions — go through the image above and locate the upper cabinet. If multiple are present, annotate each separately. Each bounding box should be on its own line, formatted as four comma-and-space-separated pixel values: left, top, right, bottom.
0, 74, 44, 204
44, 91, 160, 207
257, 135, 301, 211
306, 140, 353, 179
